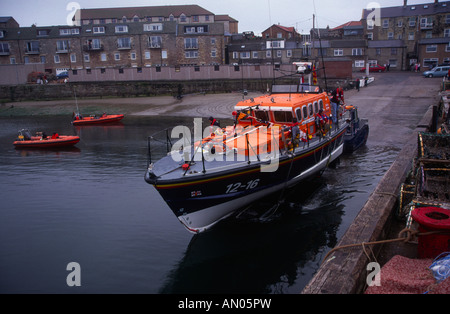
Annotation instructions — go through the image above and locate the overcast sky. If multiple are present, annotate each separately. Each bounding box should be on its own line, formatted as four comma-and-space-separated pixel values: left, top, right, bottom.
1, 0, 439, 34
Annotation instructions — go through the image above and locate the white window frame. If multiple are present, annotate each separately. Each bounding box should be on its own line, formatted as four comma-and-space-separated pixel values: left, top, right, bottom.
334, 49, 343, 56
115, 25, 128, 33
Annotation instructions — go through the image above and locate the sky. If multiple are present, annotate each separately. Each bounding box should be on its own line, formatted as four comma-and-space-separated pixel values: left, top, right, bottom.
0, 0, 441, 34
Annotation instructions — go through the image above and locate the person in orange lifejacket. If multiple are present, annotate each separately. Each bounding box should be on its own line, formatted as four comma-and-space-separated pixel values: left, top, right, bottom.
51, 132, 59, 139
315, 109, 329, 135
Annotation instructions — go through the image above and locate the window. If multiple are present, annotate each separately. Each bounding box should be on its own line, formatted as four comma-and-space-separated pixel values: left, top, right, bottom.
211, 49, 217, 57
409, 17, 416, 27
117, 37, 131, 49
266, 50, 271, 58
149, 36, 162, 48
355, 60, 365, 67
367, 33, 373, 40
302, 106, 308, 119
446, 15, 450, 24
446, 43, 450, 52
252, 51, 259, 58
445, 29, 450, 38
180, 14, 187, 23
114, 53, 120, 61
334, 49, 343, 56
145, 51, 151, 59
24, 56, 29, 64
84, 54, 90, 62
267, 40, 284, 49
277, 50, 282, 58
101, 53, 107, 61
144, 23, 163, 31
391, 48, 397, 55
352, 48, 363, 56
54, 55, 60, 63
56, 40, 70, 52
426, 31, 432, 39
397, 20, 403, 27
388, 32, 394, 39
40, 56, 46, 63
383, 19, 389, 28
240, 52, 250, 59
93, 26, 105, 34
420, 17, 433, 29
10, 57, 16, 64
409, 32, 415, 40
131, 52, 136, 60
426, 45, 437, 53
26, 41, 39, 53
70, 53, 76, 63
115, 25, 128, 33
274, 111, 293, 123
0, 43, 10, 54
376, 48, 381, 55
184, 38, 198, 49
161, 50, 167, 59
185, 51, 198, 58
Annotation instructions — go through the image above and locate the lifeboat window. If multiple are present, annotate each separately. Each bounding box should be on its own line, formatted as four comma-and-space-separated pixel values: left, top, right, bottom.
255, 110, 269, 121
314, 101, 319, 114
319, 99, 324, 111
296, 108, 302, 121
274, 111, 293, 123
308, 103, 313, 116
302, 106, 308, 118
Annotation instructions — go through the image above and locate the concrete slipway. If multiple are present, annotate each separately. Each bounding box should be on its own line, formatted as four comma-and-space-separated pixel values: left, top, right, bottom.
302, 72, 442, 294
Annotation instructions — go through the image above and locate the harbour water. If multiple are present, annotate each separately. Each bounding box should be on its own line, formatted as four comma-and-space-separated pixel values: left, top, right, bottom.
0, 114, 399, 294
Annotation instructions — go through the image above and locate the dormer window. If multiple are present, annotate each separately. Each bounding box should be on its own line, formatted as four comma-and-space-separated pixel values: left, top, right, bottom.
115, 25, 128, 33
133, 15, 140, 22
180, 14, 187, 23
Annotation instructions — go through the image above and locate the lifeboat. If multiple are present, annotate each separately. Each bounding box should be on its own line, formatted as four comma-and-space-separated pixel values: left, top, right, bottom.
13, 129, 80, 149
72, 113, 124, 125
145, 62, 357, 233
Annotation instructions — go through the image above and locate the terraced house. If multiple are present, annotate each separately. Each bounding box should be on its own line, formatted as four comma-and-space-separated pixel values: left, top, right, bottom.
0, 5, 238, 76
362, 0, 450, 70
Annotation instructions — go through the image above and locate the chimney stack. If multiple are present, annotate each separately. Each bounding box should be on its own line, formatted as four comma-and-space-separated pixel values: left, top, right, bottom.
404, 0, 408, 7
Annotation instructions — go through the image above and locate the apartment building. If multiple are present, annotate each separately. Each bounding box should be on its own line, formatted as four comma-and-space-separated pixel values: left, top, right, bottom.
362, 0, 450, 70
0, 5, 237, 75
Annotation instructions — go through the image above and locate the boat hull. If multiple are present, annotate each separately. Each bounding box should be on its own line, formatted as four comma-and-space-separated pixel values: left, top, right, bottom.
72, 114, 124, 125
344, 124, 369, 153
14, 136, 80, 149
146, 129, 345, 233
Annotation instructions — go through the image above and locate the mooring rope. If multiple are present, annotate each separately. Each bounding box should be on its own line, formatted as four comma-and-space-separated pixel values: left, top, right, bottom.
321, 228, 450, 265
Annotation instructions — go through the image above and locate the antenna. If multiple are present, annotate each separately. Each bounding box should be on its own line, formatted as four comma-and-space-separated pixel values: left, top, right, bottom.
312, 1, 329, 91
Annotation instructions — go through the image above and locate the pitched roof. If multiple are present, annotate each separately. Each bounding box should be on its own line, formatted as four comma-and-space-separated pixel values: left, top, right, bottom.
362, 1, 450, 19
332, 21, 362, 30
78, 5, 214, 20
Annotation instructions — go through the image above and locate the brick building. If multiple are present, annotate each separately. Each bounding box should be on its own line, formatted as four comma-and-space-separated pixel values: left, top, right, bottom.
362, 0, 450, 70
0, 5, 237, 76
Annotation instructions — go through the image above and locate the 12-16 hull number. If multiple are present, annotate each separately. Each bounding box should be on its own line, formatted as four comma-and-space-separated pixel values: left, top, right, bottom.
226, 179, 260, 194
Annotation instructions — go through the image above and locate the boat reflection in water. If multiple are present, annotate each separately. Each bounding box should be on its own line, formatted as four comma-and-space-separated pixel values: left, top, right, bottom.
159, 177, 345, 294
145, 62, 361, 233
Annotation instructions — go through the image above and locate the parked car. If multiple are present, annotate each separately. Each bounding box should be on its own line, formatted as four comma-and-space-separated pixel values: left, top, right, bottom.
56, 71, 69, 79
422, 66, 450, 78
360, 65, 386, 72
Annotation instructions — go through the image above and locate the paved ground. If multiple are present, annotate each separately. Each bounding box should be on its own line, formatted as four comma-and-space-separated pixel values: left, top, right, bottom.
1, 72, 442, 130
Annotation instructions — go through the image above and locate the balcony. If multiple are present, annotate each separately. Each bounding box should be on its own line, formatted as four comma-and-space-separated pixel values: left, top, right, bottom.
83, 44, 104, 52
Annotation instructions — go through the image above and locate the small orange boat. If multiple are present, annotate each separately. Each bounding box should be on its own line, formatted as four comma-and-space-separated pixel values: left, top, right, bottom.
72, 113, 124, 125
13, 129, 80, 149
